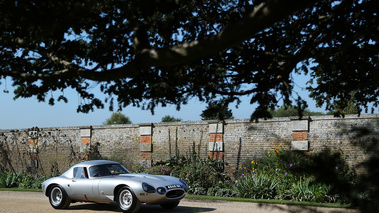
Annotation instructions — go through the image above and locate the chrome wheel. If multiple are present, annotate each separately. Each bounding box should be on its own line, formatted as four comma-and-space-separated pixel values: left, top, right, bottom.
116, 187, 140, 213
48, 185, 70, 209
118, 188, 133, 210
50, 187, 63, 206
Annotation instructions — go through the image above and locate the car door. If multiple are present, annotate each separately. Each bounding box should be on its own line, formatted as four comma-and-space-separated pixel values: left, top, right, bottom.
69, 167, 96, 201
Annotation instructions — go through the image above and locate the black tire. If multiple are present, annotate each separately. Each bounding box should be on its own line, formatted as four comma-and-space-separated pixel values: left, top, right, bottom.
48, 185, 71, 209
116, 186, 141, 213
160, 201, 180, 209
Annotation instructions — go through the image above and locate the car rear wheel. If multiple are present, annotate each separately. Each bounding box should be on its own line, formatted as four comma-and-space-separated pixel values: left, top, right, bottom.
116, 186, 141, 213
49, 185, 71, 209
160, 201, 180, 209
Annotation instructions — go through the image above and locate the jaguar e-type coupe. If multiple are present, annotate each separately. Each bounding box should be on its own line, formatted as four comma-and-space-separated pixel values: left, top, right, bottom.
41, 160, 187, 213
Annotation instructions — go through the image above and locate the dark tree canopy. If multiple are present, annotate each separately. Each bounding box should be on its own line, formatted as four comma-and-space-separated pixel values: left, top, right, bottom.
1, 0, 378, 120
201, 101, 234, 120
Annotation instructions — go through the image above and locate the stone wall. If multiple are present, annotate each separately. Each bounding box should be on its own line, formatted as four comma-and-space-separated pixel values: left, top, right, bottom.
0, 114, 378, 175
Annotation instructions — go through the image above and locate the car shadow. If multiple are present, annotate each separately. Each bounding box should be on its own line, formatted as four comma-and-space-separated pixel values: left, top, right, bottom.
139, 204, 216, 213
68, 202, 216, 213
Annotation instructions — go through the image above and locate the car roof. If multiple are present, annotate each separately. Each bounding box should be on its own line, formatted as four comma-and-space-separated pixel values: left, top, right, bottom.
61, 160, 124, 178
74, 160, 119, 167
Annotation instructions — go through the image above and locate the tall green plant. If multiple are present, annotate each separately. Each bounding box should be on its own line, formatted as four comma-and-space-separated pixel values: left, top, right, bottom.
234, 173, 279, 199
287, 177, 334, 203
235, 145, 357, 203
0, 172, 21, 188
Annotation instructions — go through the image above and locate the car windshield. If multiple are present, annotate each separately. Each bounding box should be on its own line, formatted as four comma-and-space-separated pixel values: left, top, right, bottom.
89, 164, 130, 177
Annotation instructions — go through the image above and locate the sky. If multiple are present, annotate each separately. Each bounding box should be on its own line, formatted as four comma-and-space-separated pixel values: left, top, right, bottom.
0, 73, 328, 130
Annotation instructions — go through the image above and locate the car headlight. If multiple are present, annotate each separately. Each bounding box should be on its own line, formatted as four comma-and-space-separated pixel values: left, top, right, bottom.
142, 182, 156, 193
157, 187, 166, 195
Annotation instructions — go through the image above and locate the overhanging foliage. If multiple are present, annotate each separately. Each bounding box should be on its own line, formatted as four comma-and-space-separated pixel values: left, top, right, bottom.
0, 0, 377, 119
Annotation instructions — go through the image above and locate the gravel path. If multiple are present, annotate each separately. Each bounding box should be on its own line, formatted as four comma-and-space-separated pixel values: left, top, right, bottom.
0, 191, 358, 213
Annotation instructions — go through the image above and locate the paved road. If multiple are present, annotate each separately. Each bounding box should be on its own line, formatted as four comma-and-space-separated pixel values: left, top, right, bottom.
0, 191, 357, 213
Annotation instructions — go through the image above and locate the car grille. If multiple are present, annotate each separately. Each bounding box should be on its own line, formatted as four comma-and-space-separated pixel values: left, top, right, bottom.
166, 189, 185, 198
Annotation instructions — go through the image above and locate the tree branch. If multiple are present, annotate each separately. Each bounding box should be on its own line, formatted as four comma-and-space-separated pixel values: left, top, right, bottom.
138, 0, 318, 65
3, 0, 320, 82
84, 0, 319, 81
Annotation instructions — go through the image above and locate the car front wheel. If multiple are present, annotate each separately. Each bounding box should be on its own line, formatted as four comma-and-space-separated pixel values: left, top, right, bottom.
49, 185, 71, 209
116, 186, 141, 213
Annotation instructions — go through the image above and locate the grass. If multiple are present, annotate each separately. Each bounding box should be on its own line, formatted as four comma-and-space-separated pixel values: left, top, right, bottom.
185, 194, 354, 209
0, 188, 42, 192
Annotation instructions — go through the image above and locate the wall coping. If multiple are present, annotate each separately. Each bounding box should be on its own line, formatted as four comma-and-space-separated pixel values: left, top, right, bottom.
1, 114, 377, 132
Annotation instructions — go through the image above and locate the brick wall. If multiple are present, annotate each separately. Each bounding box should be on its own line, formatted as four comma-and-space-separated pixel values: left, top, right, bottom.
0, 114, 378, 174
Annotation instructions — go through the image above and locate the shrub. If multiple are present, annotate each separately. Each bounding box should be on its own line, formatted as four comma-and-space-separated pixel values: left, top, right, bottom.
31, 175, 52, 189
0, 171, 55, 189
141, 164, 172, 175
287, 177, 334, 203
215, 188, 236, 197
130, 147, 358, 203
132, 162, 149, 173
206, 186, 237, 197
192, 186, 207, 195
233, 173, 279, 199
0, 171, 21, 188
18, 174, 34, 189
234, 145, 357, 203
171, 158, 221, 189
134, 156, 228, 195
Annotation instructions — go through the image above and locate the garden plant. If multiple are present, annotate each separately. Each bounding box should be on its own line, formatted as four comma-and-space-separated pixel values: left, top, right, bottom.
132, 145, 359, 204
0, 146, 363, 205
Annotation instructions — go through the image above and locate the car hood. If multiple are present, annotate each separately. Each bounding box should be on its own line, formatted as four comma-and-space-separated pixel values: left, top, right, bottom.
104, 173, 182, 188
118, 173, 178, 182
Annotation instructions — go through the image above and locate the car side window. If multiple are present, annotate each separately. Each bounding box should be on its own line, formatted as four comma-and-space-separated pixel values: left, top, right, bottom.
73, 167, 88, 179
89, 165, 112, 177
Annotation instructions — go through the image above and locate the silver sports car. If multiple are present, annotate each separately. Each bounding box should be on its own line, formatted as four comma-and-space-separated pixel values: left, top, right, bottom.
41, 160, 187, 213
